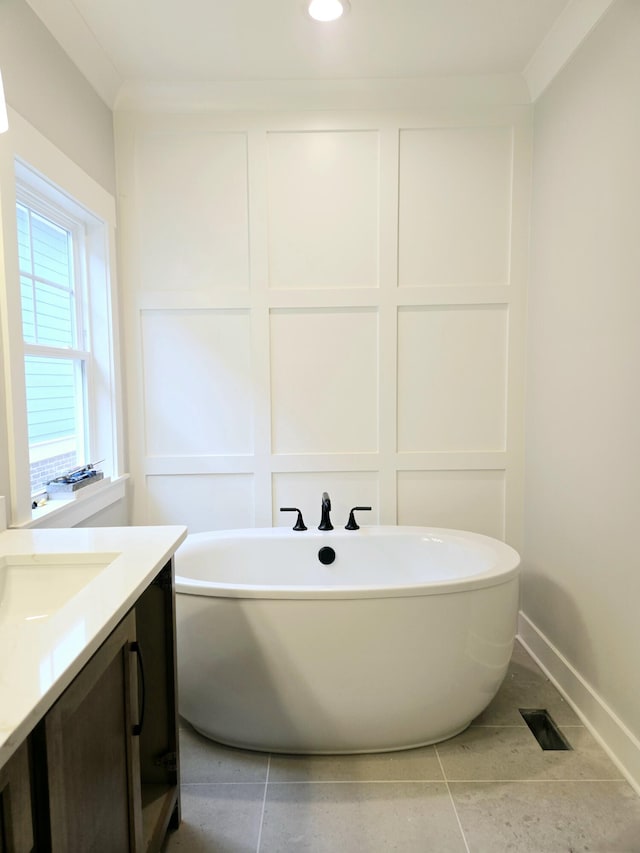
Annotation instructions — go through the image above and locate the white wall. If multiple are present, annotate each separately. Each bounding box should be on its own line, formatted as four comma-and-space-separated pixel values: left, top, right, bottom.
116, 101, 530, 539
0, 0, 115, 194
523, 0, 640, 785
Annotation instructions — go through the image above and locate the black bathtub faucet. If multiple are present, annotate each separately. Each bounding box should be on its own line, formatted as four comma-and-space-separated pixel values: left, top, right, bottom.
319, 491, 333, 531
280, 507, 307, 531
345, 506, 372, 530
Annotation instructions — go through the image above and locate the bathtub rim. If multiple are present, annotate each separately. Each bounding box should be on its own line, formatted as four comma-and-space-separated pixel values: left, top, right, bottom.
175, 525, 520, 600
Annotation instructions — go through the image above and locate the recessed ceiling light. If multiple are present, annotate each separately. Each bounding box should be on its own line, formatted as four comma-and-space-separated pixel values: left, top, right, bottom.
308, 0, 349, 23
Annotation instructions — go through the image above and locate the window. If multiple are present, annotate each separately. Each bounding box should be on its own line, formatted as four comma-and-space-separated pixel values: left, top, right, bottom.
0, 114, 126, 527
16, 197, 92, 493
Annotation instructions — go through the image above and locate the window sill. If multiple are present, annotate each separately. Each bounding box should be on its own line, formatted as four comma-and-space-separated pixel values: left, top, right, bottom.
11, 474, 130, 529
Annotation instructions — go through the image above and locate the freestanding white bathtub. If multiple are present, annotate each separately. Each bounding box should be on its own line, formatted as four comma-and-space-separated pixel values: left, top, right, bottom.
175, 526, 520, 754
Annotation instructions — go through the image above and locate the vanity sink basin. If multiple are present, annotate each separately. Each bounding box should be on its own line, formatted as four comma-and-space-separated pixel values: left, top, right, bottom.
0, 553, 119, 625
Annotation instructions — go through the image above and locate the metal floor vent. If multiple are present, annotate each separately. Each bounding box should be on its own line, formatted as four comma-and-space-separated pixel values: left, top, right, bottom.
519, 709, 572, 751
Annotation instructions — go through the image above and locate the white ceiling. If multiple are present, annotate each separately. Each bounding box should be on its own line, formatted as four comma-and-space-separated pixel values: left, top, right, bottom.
24, 0, 615, 107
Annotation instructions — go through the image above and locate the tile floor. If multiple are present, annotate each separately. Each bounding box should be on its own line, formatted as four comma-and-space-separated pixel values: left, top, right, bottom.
163, 641, 640, 852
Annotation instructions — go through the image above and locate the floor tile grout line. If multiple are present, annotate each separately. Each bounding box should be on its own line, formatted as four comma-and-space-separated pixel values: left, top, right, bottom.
435, 746, 471, 853
180, 780, 271, 787
468, 723, 585, 727
469, 724, 585, 728
263, 778, 451, 785
443, 778, 627, 784
178, 776, 626, 786
255, 754, 271, 853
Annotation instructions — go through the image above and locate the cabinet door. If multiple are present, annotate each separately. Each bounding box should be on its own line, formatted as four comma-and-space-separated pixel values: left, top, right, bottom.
0, 741, 33, 853
44, 611, 143, 852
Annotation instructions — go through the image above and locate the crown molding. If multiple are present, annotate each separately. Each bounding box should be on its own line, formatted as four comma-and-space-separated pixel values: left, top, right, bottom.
115, 74, 531, 113
523, 0, 616, 101
25, 0, 122, 108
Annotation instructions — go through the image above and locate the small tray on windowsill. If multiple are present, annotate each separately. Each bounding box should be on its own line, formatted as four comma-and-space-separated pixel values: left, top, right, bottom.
47, 472, 105, 494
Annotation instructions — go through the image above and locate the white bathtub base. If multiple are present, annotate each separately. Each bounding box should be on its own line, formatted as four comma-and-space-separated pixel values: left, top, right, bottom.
177, 573, 519, 754
189, 721, 473, 755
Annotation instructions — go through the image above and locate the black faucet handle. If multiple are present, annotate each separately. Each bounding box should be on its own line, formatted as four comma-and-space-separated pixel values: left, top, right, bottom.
318, 491, 333, 530
345, 506, 372, 530
280, 507, 307, 531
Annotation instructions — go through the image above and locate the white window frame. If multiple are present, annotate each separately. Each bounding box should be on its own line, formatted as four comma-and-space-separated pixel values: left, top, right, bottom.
0, 110, 126, 527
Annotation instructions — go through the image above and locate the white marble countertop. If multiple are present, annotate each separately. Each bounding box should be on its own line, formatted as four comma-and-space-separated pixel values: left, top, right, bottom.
0, 524, 187, 771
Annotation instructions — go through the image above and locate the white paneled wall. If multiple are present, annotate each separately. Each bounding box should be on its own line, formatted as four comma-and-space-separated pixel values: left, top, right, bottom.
267, 131, 379, 288
396, 470, 506, 540
141, 309, 253, 455
270, 308, 378, 454
398, 127, 513, 287
397, 305, 508, 453
135, 131, 250, 290
116, 108, 530, 541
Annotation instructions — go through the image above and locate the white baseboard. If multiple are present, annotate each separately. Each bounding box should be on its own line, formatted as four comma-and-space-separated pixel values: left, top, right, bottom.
518, 610, 640, 796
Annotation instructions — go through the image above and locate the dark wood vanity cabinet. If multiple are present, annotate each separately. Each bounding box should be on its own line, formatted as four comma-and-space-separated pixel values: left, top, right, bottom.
41, 610, 141, 851
25, 559, 180, 852
0, 742, 34, 853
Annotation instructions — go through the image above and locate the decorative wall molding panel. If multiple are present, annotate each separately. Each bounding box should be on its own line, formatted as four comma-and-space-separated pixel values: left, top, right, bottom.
116, 108, 530, 541
267, 131, 380, 289
396, 305, 508, 453
135, 131, 250, 291
141, 309, 253, 457
398, 126, 513, 287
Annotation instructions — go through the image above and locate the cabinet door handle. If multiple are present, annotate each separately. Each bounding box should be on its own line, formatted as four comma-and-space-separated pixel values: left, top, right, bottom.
131, 641, 146, 736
